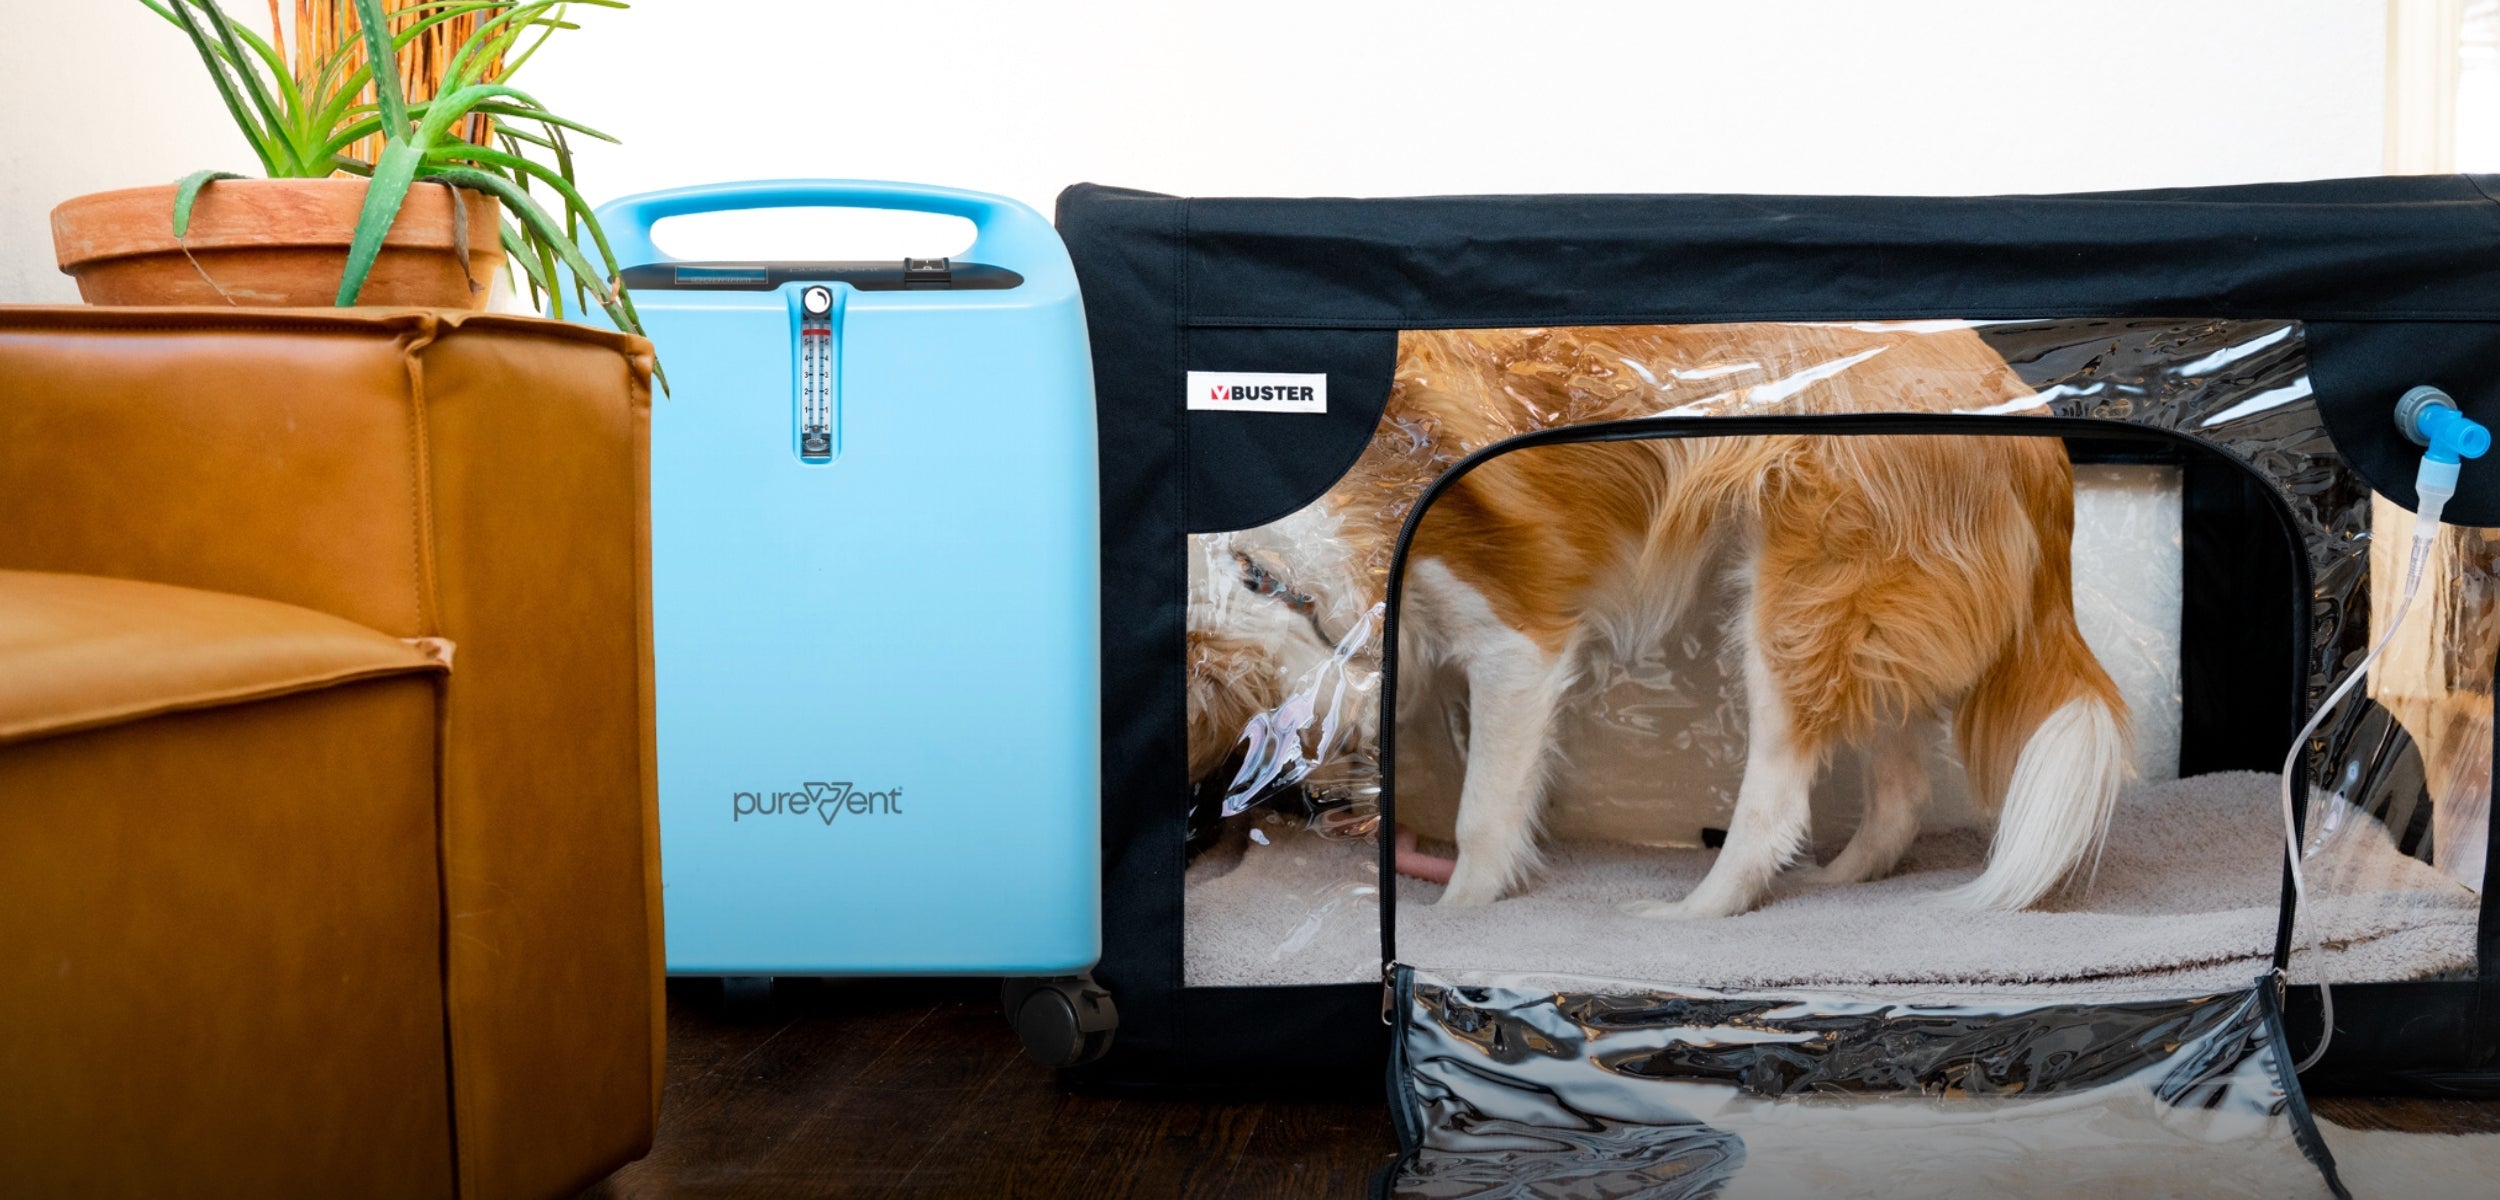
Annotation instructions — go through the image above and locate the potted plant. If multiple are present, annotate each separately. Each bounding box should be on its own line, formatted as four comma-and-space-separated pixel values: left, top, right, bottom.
51, 0, 645, 338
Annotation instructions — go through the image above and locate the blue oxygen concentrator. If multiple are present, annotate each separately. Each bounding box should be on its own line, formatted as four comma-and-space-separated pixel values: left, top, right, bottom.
589, 182, 1103, 1043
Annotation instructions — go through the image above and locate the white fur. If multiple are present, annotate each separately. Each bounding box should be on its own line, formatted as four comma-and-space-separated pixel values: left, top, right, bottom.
1945, 696, 2129, 910
1623, 604, 1822, 919
1581, 523, 1721, 665
1409, 559, 1576, 906
1189, 536, 1334, 680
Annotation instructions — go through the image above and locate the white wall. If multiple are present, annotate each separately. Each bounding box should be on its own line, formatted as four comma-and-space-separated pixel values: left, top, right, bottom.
0, 1, 264, 302
1, 0, 2387, 294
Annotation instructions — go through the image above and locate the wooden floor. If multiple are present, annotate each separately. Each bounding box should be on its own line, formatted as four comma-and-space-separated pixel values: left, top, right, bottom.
584, 977, 2500, 1200
581, 979, 1396, 1199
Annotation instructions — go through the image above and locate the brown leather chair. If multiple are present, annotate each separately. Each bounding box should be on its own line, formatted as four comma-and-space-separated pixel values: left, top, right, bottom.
0, 307, 663, 1199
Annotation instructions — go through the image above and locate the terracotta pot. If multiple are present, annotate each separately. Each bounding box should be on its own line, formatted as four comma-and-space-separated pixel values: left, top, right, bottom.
51, 177, 503, 308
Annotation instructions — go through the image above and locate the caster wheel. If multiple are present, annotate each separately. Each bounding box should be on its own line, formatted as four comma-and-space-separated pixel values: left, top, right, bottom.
1003, 975, 1117, 1068
717, 975, 777, 1022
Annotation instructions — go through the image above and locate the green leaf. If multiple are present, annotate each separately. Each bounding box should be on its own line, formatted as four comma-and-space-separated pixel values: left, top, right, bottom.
532, 223, 567, 319
499, 216, 554, 308
311, 2, 514, 132
171, 169, 245, 237
400, 98, 619, 143
494, 124, 558, 150
162, 0, 281, 176
421, 142, 621, 288
350, 0, 411, 141
549, 123, 583, 269
449, 2, 624, 89
470, 100, 620, 143
442, 5, 551, 90
317, 116, 388, 162
494, 16, 568, 79
335, 141, 426, 305
433, 178, 474, 292
411, 82, 542, 146
424, 166, 612, 314
175, 2, 331, 175
424, 165, 665, 390
203, 14, 316, 172
191, 0, 293, 170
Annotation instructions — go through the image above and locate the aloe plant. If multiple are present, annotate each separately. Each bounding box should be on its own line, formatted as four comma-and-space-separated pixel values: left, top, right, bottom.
144, 0, 648, 346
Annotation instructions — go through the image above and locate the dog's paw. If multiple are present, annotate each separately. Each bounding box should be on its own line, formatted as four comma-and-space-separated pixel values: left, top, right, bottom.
1785, 864, 1878, 890
1621, 894, 1749, 921
1437, 879, 1503, 907
1437, 857, 1515, 906
1621, 897, 1700, 920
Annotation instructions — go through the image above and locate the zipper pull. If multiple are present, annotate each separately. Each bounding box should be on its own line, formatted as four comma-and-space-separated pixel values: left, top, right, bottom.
1381, 960, 1400, 1026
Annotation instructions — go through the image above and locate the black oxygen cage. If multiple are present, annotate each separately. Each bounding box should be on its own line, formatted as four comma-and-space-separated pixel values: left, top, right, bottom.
1056, 178, 2500, 1139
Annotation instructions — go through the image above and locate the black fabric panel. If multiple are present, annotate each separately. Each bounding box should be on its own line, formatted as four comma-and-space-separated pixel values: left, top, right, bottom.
1072, 985, 1387, 1094
1056, 177, 2500, 1095
1066, 180, 2500, 529
2261, 981, 2355, 1200
1055, 186, 1192, 1084
1059, 188, 1395, 1091
2179, 457, 2304, 775
2310, 320, 2500, 526
2287, 981, 2500, 1097
1183, 326, 1399, 532
1059, 176, 2500, 329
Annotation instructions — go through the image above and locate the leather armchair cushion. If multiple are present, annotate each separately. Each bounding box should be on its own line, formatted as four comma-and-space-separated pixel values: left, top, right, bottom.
0, 569, 455, 1195
0, 307, 659, 1198
0, 569, 443, 747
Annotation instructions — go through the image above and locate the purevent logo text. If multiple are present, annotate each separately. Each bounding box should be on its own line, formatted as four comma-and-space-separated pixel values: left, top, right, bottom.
732, 781, 903, 826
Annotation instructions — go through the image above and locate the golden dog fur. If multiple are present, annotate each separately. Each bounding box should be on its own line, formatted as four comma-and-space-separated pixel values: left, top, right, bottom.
1190, 323, 2129, 916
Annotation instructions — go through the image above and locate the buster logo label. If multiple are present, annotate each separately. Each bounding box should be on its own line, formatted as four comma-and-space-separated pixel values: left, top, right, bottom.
1186, 371, 1328, 414
732, 782, 904, 825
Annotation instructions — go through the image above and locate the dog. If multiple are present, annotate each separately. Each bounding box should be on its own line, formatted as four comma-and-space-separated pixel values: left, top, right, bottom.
1189, 323, 2128, 917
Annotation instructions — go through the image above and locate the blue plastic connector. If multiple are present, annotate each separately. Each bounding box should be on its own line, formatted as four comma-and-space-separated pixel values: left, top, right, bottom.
2418, 403, 2492, 465
2397, 385, 2492, 464
2396, 386, 2488, 530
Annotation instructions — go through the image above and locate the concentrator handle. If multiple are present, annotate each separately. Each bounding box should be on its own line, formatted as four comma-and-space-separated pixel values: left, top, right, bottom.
595, 179, 1063, 278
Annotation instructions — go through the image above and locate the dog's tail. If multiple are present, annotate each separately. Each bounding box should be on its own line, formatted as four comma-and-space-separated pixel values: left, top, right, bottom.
1947, 554, 2130, 912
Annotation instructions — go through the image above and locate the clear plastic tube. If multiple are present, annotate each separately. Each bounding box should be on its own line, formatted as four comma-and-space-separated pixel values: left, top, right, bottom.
2280, 523, 2434, 1073
2284, 393, 2484, 1071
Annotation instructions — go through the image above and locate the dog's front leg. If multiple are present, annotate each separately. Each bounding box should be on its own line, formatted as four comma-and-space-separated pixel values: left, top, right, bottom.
1626, 628, 1818, 919
1437, 635, 1567, 908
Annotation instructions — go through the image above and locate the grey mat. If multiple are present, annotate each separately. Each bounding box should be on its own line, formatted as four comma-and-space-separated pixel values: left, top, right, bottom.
1184, 771, 2480, 993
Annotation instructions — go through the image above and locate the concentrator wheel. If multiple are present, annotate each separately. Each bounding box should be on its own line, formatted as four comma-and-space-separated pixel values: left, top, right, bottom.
1003, 975, 1117, 1068
718, 975, 777, 1022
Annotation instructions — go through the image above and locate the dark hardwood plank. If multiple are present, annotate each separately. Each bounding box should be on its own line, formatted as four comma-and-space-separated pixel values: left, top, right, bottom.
584, 979, 1396, 1199
587, 978, 2498, 1198
2316, 1095, 2500, 1136
1216, 1097, 1403, 1198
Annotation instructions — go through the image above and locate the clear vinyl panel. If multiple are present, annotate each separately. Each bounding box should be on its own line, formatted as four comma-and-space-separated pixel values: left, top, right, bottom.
1388, 967, 2346, 1199
1183, 319, 2491, 988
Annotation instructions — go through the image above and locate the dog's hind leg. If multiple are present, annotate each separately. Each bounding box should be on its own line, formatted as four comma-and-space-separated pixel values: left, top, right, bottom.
1626, 615, 1821, 920
1416, 560, 1570, 907
1800, 720, 1932, 887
